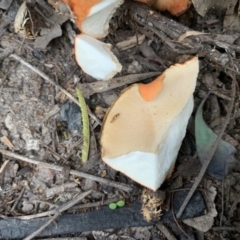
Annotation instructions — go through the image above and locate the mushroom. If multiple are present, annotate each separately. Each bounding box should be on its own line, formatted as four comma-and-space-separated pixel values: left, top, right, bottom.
75, 34, 122, 80
63, 0, 124, 38
62, 0, 191, 80
100, 57, 199, 191
133, 0, 191, 16
62, 0, 124, 80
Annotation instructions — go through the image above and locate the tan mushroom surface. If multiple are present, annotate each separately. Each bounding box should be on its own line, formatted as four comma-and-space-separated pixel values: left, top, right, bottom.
133, 0, 191, 16
100, 57, 199, 191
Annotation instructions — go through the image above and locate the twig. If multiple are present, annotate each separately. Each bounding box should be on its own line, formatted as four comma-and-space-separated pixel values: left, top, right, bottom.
45, 183, 78, 199
68, 196, 120, 212
1, 196, 120, 220
171, 193, 194, 240
10, 187, 25, 212
0, 149, 133, 192
176, 80, 236, 219
10, 54, 102, 126
156, 223, 177, 240
77, 72, 161, 97
23, 190, 91, 240
0, 160, 11, 186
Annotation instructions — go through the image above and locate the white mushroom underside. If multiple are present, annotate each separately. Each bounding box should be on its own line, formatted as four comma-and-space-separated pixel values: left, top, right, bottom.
82, 0, 124, 38
75, 34, 122, 80
103, 97, 193, 191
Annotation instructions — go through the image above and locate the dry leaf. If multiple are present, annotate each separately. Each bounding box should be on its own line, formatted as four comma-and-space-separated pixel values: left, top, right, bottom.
183, 186, 217, 232
195, 94, 237, 180
14, 2, 47, 39
223, 0, 240, 31
0, 136, 14, 149
178, 31, 208, 42
192, 0, 229, 17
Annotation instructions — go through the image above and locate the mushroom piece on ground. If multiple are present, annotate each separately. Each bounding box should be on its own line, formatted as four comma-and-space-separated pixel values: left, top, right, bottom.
100, 57, 199, 191
75, 34, 122, 80
62, 0, 124, 80
63, 0, 124, 38
133, 0, 191, 16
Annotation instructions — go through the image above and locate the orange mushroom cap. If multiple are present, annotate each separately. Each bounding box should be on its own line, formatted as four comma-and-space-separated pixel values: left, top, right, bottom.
62, 0, 124, 38
100, 57, 199, 190
133, 0, 191, 16
153, 0, 191, 16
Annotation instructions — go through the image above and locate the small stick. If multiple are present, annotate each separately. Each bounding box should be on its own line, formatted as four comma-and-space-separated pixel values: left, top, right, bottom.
10, 54, 102, 126
23, 190, 92, 240
176, 81, 236, 219
10, 187, 25, 212
78, 72, 161, 97
0, 149, 133, 192
45, 183, 78, 199
0, 160, 11, 186
156, 223, 177, 240
171, 193, 194, 240
1, 196, 120, 220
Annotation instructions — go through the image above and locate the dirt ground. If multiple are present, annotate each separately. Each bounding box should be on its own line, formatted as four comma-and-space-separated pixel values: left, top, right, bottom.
0, 0, 240, 239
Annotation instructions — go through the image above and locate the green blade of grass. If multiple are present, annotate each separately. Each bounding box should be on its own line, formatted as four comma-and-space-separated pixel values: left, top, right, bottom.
76, 88, 90, 163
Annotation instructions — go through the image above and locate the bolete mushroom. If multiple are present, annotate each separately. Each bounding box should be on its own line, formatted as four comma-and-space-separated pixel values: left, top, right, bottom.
133, 0, 191, 16
62, 0, 124, 80
63, 0, 124, 38
100, 57, 199, 191
75, 34, 122, 80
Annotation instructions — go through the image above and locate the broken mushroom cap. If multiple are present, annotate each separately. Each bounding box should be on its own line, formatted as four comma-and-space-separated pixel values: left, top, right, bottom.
63, 0, 124, 38
75, 34, 122, 80
100, 57, 199, 191
133, 0, 191, 16
153, 0, 191, 15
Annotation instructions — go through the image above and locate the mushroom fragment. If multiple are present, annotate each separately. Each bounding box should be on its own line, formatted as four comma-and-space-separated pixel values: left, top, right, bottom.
133, 0, 191, 16
75, 34, 122, 80
63, 0, 124, 38
62, 0, 124, 80
100, 57, 199, 191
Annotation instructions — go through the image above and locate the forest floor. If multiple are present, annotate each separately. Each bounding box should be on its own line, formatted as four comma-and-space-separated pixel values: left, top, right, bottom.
0, 0, 240, 239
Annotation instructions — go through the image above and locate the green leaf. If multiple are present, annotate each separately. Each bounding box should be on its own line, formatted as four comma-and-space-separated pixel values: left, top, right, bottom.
116, 200, 125, 207
195, 94, 236, 179
76, 88, 90, 163
109, 203, 117, 210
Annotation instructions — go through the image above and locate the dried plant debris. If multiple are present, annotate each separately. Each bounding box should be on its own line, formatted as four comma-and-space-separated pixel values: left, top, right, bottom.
191, 0, 229, 17
173, 187, 206, 220
183, 185, 217, 232
14, 1, 70, 48
14, 2, 47, 39
192, 0, 240, 32
1, 0, 240, 239
116, 35, 145, 51
195, 94, 237, 180
223, 0, 240, 31
141, 188, 165, 222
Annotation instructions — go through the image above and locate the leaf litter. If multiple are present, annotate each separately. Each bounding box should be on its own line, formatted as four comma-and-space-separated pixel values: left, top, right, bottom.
195, 93, 237, 180
0, 0, 240, 239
